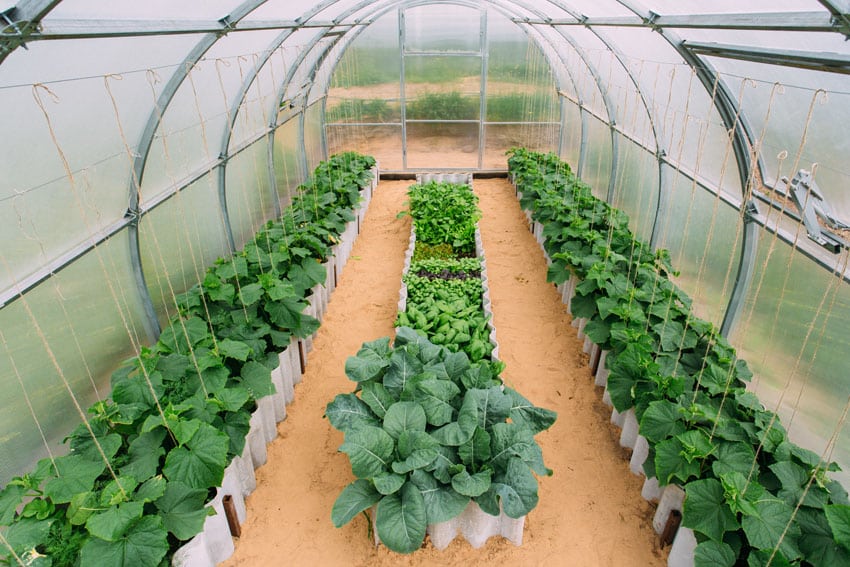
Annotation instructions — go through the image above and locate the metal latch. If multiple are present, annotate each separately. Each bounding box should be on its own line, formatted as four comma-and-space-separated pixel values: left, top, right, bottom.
778, 169, 848, 253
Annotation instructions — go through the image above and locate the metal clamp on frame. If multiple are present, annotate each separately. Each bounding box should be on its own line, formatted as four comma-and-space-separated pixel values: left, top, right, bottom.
779, 169, 848, 253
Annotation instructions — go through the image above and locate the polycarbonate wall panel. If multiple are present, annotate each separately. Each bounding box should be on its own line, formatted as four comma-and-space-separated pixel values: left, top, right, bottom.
711, 60, 850, 220
273, 119, 305, 209
0, 230, 147, 485
581, 116, 613, 202
551, 0, 633, 16
226, 141, 276, 250
655, 168, 743, 325
229, 46, 288, 151
405, 56, 481, 121
560, 101, 582, 168
141, 30, 282, 203
281, 36, 337, 103
730, 232, 850, 487
404, 4, 481, 53
610, 139, 659, 244
139, 175, 230, 324
543, 29, 609, 122
327, 125, 404, 170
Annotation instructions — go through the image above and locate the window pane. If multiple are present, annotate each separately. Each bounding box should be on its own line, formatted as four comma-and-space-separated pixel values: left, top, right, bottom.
226, 141, 275, 251
327, 125, 403, 171
404, 4, 482, 53
610, 139, 659, 243
483, 123, 559, 169
406, 122, 479, 169
273, 119, 305, 209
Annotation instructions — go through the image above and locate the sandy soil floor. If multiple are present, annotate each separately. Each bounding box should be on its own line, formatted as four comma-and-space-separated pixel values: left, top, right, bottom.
222, 178, 667, 566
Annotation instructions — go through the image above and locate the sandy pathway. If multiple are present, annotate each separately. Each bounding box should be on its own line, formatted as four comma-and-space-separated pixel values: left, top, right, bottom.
223, 178, 666, 566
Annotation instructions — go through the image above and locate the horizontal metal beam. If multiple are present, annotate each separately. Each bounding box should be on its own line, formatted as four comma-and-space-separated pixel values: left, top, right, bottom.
31, 19, 363, 40
515, 11, 841, 32
684, 41, 850, 74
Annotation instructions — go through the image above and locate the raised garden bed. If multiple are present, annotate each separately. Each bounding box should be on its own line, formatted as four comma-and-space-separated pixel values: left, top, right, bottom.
0, 153, 378, 567
508, 148, 850, 567
326, 177, 556, 554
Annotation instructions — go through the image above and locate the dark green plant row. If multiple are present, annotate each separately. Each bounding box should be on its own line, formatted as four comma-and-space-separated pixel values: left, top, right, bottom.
507, 147, 850, 567
0, 152, 377, 567
399, 182, 491, 361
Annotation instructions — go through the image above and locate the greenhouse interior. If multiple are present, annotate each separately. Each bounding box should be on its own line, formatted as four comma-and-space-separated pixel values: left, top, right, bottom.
2, 0, 850, 565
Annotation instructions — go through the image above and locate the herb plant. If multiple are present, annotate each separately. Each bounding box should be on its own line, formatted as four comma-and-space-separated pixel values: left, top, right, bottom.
405, 181, 480, 256
326, 329, 556, 554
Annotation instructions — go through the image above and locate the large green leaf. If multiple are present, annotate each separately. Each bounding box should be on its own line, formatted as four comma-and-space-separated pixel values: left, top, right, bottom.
339, 425, 395, 478
240, 360, 275, 398
86, 502, 144, 542
431, 393, 478, 446
479, 458, 539, 519
79, 515, 169, 567
119, 429, 166, 482
655, 437, 700, 485
797, 507, 850, 566
392, 431, 440, 475
154, 480, 210, 540
43, 455, 107, 504
409, 469, 469, 524
360, 382, 396, 418
0, 518, 53, 558
426, 445, 460, 484
375, 483, 427, 554
711, 441, 756, 478
415, 379, 460, 427
682, 479, 739, 542
217, 338, 252, 362
639, 400, 685, 444
504, 388, 557, 434
451, 468, 492, 497
825, 504, 850, 550
0, 483, 25, 525
325, 393, 380, 433
344, 350, 389, 383
694, 540, 736, 567
459, 427, 491, 470
383, 348, 424, 397
383, 402, 427, 440
162, 423, 229, 489
373, 473, 406, 495
467, 387, 511, 429
159, 317, 210, 354
443, 351, 471, 381
741, 499, 801, 561
331, 479, 382, 528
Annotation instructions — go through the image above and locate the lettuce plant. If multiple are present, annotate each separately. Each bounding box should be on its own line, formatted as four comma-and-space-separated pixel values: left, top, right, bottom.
326, 328, 556, 554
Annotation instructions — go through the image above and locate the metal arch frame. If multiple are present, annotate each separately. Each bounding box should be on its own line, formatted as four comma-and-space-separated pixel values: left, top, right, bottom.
307, 0, 587, 174
0, 0, 61, 64
264, 0, 384, 190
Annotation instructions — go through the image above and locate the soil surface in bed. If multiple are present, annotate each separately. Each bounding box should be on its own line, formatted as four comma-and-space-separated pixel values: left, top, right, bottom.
222, 178, 667, 567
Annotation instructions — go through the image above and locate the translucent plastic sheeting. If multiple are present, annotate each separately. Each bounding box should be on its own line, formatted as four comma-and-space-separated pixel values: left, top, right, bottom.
730, 230, 850, 487
580, 114, 613, 202
610, 138, 659, 244
559, 100, 583, 167
280, 35, 338, 104
0, 230, 148, 486
404, 56, 482, 121
140, 30, 282, 203
647, 0, 825, 14
0, 35, 198, 293
43, 0, 239, 20
655, 167, 743, 326
326, 124, 404, 170
139, 174, 230, 324
273, 28, 326, 125
323, 11, 401, 122
484, 123, 559, 168
226, 141, 276, 251
680, 28, 850, 55
304, 103, 326, 171
273, 119, 306, 209
593, 26, 743, 199
710, 60, 850, 221
238, 0, 319, 22
546, 0, 633, 17
406, 122, 479, 169
519, 24, 573, 100
228, 44, 291, 151
538, 27, 609, 123
403, 4, 482, 53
